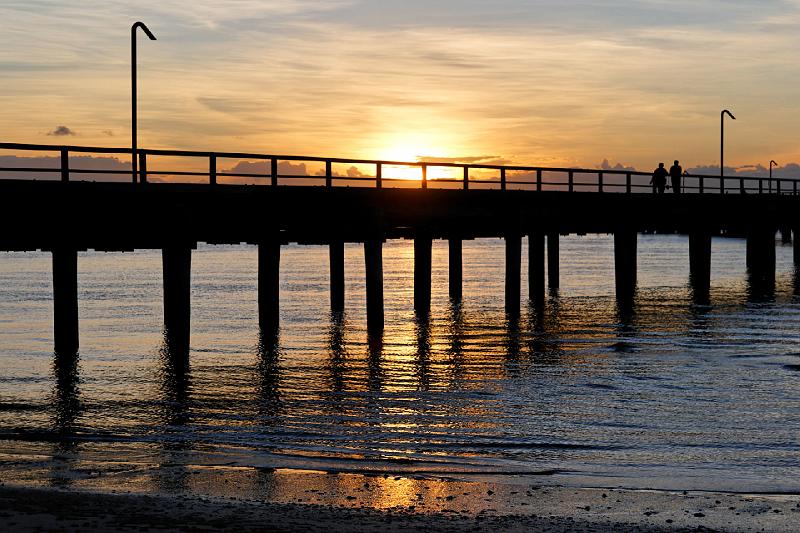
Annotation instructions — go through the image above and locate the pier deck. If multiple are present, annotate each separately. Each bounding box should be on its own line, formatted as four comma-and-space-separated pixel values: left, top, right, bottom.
1, 142, 798, 353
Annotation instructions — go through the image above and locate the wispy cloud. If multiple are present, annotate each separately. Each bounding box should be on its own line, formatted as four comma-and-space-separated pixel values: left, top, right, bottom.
2, 1, 800, 171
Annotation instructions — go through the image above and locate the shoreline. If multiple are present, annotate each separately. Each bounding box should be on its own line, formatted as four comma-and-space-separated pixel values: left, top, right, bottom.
0, 469, 798, 532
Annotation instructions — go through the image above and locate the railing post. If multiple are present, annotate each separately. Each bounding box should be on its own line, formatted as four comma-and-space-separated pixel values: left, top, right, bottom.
271, 157, 278, 187
699, 175, 704, 194
60, 149, 69, 182
500, 167, 506, 190
376, 163, 382, 189
759, 178, 763, 195
626, 172, 631, 193
421, 164, 427, 189
463, 166, 469, 190
209, 153, 217, 185
568, 170, 574, 192
598, 171, 603, 193
777, 179, 781, 195
536, 169, 542, 191
138, 151, 147, 184
739, 177, 745, 194
720, 176, 724, 194
325, 160, 332, 188
794, 181, 798, 196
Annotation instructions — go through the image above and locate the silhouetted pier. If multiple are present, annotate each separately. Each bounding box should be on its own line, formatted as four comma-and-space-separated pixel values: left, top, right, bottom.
1, 142, 798, 354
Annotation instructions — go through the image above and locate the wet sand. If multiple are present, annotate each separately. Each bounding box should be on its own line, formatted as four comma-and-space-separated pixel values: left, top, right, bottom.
1, 474, 798, 532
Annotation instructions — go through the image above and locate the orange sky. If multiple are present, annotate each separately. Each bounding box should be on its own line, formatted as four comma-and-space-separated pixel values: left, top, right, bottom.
2, 1, 800, 173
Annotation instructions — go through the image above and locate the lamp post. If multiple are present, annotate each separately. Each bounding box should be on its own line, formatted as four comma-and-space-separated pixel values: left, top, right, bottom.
132, 22, 157, 183
720, 109, 735, 193
769, 159, 778, 194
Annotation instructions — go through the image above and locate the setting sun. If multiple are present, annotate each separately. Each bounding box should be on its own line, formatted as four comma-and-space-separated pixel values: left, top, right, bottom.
377, 137, 462, 181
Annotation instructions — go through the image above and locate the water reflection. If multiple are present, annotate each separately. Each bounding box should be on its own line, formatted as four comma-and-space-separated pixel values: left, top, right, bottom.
49, 349, 81, 488
52, 350, 80, 438
414, 316, 431, 390
327, 312, 347, 396
445, 302, 466, 387
504, 313, 522, 367
526, 298, 564, 364
687, 299, 715, 342
689, 277, 711, 306
746, 271, 776, 302
256, 328, 283, 422
7, 236, 800, 495
794, 267, 800, 298
156, 332, 193, 494
367, 331, 384, 392
158, 331, 191, 427
615, 296, 637, 331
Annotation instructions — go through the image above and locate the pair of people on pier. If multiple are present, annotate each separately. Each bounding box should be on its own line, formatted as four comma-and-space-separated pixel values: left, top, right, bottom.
651, 160, 683, 194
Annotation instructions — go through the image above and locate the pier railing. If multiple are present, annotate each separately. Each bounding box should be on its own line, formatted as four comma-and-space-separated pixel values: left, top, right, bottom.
1, 142, 798, 195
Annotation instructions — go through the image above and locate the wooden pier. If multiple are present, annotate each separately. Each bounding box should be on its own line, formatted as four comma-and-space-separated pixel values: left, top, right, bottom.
1, 142, 798, 354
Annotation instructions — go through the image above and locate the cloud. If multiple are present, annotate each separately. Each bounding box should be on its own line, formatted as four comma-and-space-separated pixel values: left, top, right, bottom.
687, 163, 800, 179
224, 159, 310, 175
599, 158, 637, 171
0, 155, 130, 181
102, 130, 114, 137
47, 125, 75, 137
346, 165, 365, 177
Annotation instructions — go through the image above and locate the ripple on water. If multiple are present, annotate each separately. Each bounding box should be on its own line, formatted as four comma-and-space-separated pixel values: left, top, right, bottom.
0, 236, 799, 492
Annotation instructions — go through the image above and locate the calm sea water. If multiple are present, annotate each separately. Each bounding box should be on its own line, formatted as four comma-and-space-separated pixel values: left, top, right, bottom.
0, 235, 799, 493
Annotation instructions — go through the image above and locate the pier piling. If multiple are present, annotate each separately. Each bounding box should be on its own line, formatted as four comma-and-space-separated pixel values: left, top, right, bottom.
449, 238, 462, 301
614, 230, 637, 301
52, 248, 79, 354
528, 232, 545, 305
162, 246, 191, 349
547, 232, 559, 289
794, 226, 800, 266
329, 241, 345, 313
689, 230, 712, 299
365, 239, 384, 332
505, 233, 521, 316
414, 234, 432, 315
746, 228, 776, 282
258, 239, 281, 332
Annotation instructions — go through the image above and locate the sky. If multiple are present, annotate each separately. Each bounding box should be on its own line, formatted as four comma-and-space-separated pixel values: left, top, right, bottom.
3, 0, 800, 173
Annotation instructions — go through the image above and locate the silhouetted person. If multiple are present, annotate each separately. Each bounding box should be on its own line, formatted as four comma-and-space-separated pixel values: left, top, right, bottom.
669, 160, 682, 194
651, 163, 667, 194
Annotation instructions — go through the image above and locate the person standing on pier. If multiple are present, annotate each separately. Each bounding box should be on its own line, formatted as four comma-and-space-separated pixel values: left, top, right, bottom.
669, 160, 683, 194
651, 163, 668, 194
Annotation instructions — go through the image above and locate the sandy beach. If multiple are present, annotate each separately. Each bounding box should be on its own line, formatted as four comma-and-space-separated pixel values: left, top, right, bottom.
0, 470, 798, 532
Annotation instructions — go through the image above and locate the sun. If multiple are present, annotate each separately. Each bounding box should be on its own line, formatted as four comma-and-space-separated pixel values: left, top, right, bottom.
379, 145, 421, 163
376, 137, 456, 181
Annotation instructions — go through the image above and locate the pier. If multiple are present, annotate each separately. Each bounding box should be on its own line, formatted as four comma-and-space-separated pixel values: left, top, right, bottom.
1, 142, 798, 353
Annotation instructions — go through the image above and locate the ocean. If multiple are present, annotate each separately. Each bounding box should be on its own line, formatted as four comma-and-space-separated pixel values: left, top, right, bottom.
0, 234, 798, 493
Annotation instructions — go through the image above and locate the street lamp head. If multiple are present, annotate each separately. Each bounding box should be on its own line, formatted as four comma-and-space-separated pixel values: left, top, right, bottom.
770, 160, 778, 167
722, 109, 735, 120
133, 21, 157, 41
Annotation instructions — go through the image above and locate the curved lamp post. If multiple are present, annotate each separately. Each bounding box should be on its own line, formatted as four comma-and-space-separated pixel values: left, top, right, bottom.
132, 22, 157, 183
770, 159, 778, 194
720, 109, 735, 193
